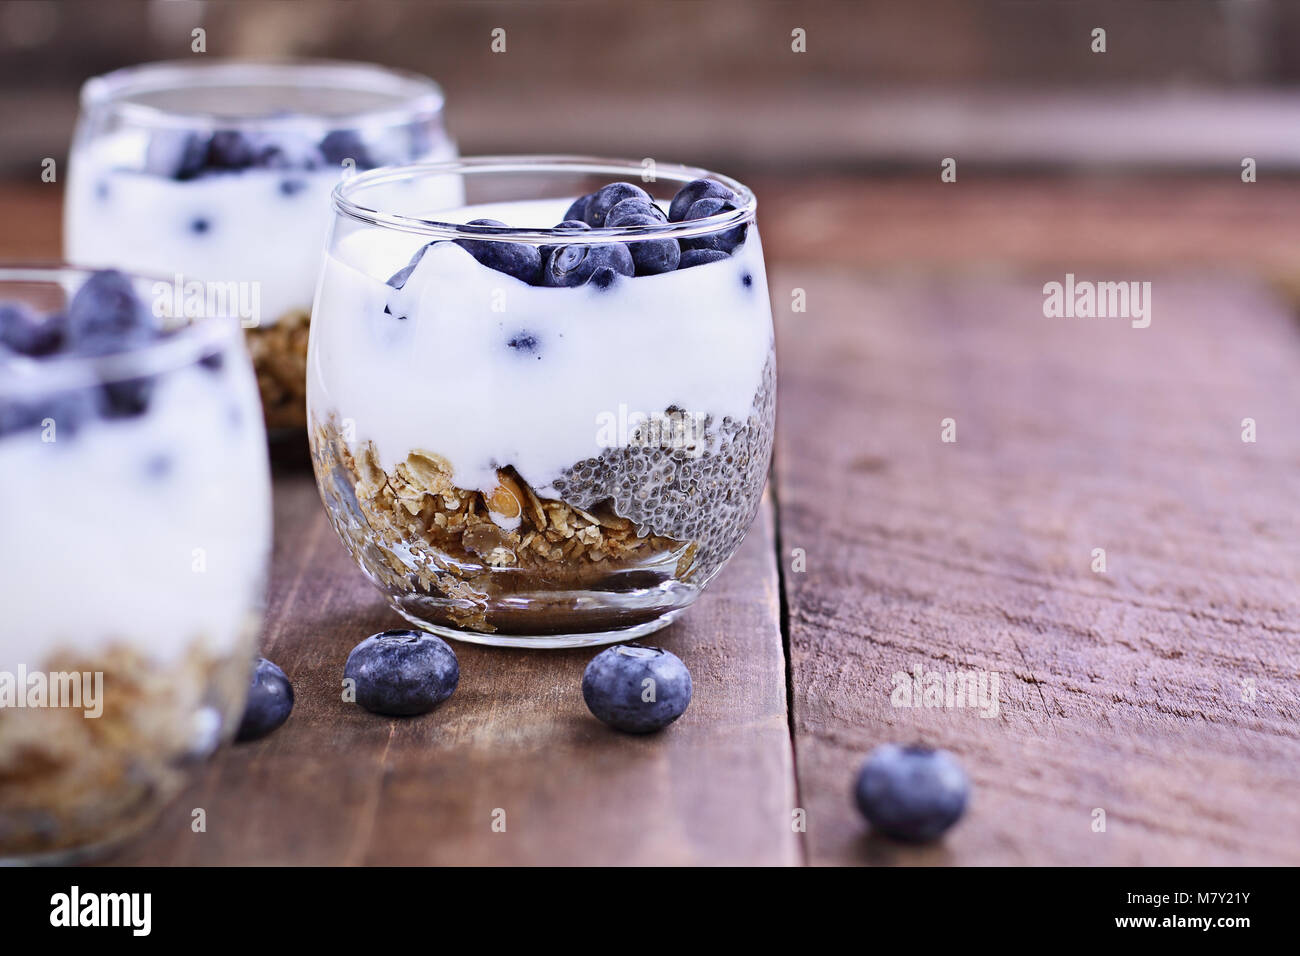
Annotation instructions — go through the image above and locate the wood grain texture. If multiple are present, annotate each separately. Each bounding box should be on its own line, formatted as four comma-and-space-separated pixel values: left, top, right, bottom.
774, 269, 1300, 865
105, 468, 797, 866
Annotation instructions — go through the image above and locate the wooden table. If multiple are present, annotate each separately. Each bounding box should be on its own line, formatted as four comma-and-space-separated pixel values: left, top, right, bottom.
7, 178, 1299, 865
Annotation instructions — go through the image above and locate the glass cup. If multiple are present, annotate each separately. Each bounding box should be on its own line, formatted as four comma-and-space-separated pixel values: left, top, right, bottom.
307, 156, 776, 647
0, 266, 271, 862
64, 59, 456, 432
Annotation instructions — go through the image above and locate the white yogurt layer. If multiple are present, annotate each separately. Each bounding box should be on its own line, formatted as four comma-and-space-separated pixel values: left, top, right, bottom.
0, 359, 272, 672
65, 133, 455, 326
307, 198, 774, 501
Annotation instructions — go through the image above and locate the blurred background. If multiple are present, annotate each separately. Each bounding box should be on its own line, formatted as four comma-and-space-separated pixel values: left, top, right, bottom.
2, 0, 1300, 275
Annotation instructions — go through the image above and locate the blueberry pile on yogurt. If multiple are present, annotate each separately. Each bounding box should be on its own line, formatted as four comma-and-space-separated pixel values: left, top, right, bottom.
0, 270, 271, 860
401, 178, 749, 290
308, 171, 775, 641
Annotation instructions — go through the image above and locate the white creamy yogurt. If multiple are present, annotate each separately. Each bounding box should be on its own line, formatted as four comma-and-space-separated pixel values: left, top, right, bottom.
308, 198, 774, 499
0, 360, 272, 672
65, 133, 455, 326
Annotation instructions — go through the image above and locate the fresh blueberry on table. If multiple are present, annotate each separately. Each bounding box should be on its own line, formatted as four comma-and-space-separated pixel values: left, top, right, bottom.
582, 644, 692, 734
853, 744, 969, 842
678, 248, 730, 269
543, 241, 634, 288
0, 303, 65, 357
668, 177, 737, 222
279, 178, 308, 197
679, 197, 747, 254
189, 216, 211, 235
236, 657, 295, 742
583, 182, 653, 227
455, 219, 543, 285
344, 629, 459, 716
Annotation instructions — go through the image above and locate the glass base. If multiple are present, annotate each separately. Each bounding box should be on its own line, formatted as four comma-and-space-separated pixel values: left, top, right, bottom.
391, 603, 686, 649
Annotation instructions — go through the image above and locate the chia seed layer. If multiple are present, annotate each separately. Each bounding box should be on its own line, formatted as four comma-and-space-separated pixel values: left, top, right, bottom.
550, 354, 775, 575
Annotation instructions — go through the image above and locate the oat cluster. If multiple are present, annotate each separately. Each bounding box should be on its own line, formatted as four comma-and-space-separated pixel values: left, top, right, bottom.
245, 308, 310, 430
0, 642, 248, 858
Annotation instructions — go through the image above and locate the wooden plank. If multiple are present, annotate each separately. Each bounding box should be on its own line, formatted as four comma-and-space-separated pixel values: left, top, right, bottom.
105, 465, 797, 866
775, 269, 1300, 865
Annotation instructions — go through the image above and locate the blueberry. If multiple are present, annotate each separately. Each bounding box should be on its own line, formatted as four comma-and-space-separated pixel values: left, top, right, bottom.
508, 332, 539, 353
279, 178, 308, 197
540, 219, 591, 263
854, 744, 969, 842
562, 194, 592, 224
0, 304, 65, 357
589, 267, 620, 290
455, 220, 543, 285
742, 273, 754, 288
189, 216, 211, 235
604, 199, 667, 226
668, 178, 737, 222
65, 270, 154, 354
679, 198, 747, 254
235, 657, 295, 742
256, 132, 324, 171
99, 377, 153, 419
144, 130, 210, 180
603, 211, 679, 276
677, 248, 729, 269
583, 182, 652, 227
344, 629, 459, 716
543, 241, 634, 287
582, 644, 692, 734
144, 453, 172, 478
319, 130, 374, 169
206, 130, 261, 170
0, 389, 93, 439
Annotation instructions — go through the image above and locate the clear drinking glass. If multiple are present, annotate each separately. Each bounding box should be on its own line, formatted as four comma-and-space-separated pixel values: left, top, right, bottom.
308, 156, 776, 647
0, 267, 271, 862
64, 59, 456, 431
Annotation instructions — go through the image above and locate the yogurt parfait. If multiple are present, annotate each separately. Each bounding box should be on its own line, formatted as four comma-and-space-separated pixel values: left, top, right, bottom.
0, 267, 271, 861
308, 158, 775, 646
65, 60, 456, 431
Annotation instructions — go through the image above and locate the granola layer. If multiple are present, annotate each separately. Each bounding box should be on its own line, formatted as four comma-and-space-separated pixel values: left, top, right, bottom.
310, 355, 775, 635
0, 642, 249, 860
246, 309, 310, 430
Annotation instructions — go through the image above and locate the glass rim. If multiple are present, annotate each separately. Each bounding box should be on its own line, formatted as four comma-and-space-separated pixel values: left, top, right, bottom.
79, 58, 446, 132
331, 155, 758, 244
0, 265, 245, 397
